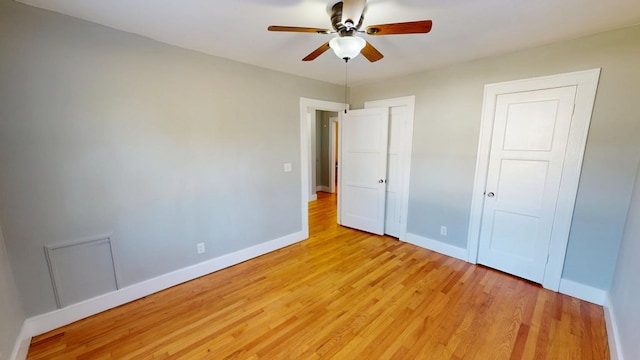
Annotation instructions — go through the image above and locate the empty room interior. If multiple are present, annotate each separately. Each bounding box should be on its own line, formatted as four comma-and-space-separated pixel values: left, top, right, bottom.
1, 0, 639, 359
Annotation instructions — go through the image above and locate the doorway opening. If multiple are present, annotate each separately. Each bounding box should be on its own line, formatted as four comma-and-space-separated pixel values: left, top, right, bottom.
312, 110, 339, 197
299, 98, 347, 239
299, 96, 416, 240
311, 110, 339, 236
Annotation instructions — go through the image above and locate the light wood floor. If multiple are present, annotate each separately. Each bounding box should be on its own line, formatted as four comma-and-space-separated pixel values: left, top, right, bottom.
27, 191, 609, 359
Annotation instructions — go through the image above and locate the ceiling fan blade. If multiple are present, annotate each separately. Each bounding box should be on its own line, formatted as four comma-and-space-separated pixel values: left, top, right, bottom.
268, 26, 331, 34
366, 20, 433, 35
341, 0, 366, 25
361, 41, 383, 62
302, 42, 331, 61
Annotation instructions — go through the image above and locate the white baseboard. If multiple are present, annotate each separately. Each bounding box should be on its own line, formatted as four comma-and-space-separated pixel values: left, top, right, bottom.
24, 231, 306, 339
404, 233, 468, 261
309, 194, 317, 201
603, 293, 624, 360
9, 321, 31, 360
316, 185, 331, 193
558, 279, 606, 305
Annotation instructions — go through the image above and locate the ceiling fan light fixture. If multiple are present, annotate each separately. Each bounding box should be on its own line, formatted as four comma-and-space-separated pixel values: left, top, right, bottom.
329, 36, 366, 61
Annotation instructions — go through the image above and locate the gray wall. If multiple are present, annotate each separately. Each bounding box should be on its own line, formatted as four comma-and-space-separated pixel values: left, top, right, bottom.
351, 25, 640, 290
0, 0, 344, 316
609, 160, 640, 360
0, 226, 25, 359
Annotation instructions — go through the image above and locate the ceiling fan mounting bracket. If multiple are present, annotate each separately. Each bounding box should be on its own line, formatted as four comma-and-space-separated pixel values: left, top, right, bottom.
344, 20, 355, 31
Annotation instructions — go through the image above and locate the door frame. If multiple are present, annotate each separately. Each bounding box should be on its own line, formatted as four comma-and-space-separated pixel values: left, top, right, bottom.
364, 96, 416, 241
300, 98, 348, 239
467, 69, 600, 290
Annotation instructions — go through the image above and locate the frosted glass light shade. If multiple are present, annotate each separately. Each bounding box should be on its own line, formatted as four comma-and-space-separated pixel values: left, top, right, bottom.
329, 36, 366, 60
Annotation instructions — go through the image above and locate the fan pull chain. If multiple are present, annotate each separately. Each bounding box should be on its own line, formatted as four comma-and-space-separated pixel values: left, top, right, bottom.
344, 59, 348, 114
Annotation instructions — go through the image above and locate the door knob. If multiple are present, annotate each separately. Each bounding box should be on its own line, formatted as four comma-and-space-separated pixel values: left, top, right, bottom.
378, 179, 385, 183
487, 192, 495, 197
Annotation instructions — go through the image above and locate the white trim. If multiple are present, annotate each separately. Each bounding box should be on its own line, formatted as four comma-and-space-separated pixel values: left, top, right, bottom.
300, 98, 348, 235
316, 185, 331, 193
365, 96, 416, 241
467, 69, 601, 290
558, 278, 606, 305
24, 231, 305, 338
404, 233, 468, 261
9, 321, 31, 360
604, 293, 624, 360
309, 194, 317, 202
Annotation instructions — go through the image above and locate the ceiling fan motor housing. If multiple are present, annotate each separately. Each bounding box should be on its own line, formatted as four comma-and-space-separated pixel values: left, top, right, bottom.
331, 2, 364, 37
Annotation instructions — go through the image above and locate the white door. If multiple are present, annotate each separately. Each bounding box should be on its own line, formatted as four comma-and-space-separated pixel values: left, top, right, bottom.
365, 96, 416, 240
477, 86, 577, 283
339, 107, 389, 235
383, 106, 407, 238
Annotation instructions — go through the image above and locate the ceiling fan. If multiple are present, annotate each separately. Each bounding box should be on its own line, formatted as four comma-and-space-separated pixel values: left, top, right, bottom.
267, 0, 433, 62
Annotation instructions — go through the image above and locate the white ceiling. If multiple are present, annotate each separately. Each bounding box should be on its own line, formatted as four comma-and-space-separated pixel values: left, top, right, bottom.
17, 0, 640, 86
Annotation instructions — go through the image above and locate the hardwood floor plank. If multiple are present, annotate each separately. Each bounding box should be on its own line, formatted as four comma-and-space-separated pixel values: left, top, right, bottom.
27, 191, 609, 359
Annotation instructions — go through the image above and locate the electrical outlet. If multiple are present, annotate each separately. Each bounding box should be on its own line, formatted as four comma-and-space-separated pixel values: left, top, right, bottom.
197, 242, 205, 254
440, 226, 448, 236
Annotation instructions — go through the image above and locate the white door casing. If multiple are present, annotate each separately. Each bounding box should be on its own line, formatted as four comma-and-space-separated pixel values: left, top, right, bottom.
339, 107, 390, 235
468, 69, 601, 290
477, 86, 577, 283
365, 96, 416, 240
